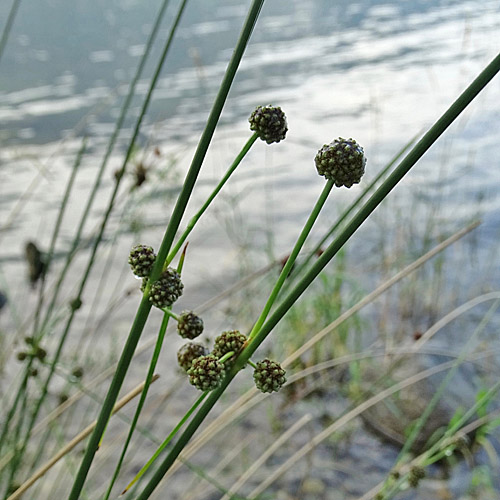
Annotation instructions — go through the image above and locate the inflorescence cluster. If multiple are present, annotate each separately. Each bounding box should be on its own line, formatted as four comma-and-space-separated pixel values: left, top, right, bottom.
127, 106, 367, 396
128, 240, 285, 394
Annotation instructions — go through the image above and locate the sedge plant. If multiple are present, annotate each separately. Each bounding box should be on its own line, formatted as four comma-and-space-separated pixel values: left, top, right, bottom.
4, 5, 499, 500
129, 51, 500, 499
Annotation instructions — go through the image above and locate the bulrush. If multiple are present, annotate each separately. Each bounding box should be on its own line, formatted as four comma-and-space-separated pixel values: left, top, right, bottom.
177, 311, 204, 339
128, 244, 156, 278
249, 105, 288, 144
177, 343, 209, 373
149, 268, 183, 309
253, 359, 286, 393
212, 330, 246, 360
314, 137, 366, 187
187, 354, 225, 391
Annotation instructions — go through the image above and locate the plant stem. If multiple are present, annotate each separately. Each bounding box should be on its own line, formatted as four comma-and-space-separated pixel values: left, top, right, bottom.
40, 0, 171, 332
68, 2, 264, 498
0, 142, 85, 460
103, 249, 186, 500
166, 133, 258, 265
12, 0, 175, 462
0, 0, 21, 66
134, 51, 500, 499
121, 392, 208, 495
162, 308, 180, 322
33, 139, 86, 337
102, 314, 170, 500
248, 179, 334, 339
219, 351, 235, 364
1, 141, 86, 491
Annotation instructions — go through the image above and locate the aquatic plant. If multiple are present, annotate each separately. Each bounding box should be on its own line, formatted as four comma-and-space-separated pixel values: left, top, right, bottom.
1, 0, 499, 499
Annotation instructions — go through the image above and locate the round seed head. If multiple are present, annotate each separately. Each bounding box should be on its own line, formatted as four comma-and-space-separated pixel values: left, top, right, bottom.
149, 268, 183, 309
58, 393, 69, 404
177, 311, 204, 339
212, 330, 246, 360
69, 297, 82, 311
72, 367, 84, 379
16, 351, 28, 362
71, 366, 83, 378
314, 137, 366, 187
249, 105, 288, 144
128, 244, 156, 278
177, 342, 209, 372
408, 466, 425, 488
253, 359, 286, 393
35, 347, 47, 361
187, 354, 225, 391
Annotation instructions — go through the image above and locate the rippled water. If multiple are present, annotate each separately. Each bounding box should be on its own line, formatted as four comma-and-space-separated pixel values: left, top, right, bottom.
1, 0, 500, 498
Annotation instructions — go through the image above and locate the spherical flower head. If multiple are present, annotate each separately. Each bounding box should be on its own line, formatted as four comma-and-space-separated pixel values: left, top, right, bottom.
212, 330, 246, 360
253, 359, 286, 393
408, 466, 425, 488
128, 244, 156, 277
249, 105, 288, 144
177, 342, 209, 372
149, 268, 183, 309
187, 354, 225, 391
314, 137, 366, 187
177, 311, 204, 339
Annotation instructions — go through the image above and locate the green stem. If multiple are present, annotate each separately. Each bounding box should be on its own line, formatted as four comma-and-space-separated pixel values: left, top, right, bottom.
149, 0, 264, 285
248, 179, 334, 340
69, 2, 263, 498
134, 51, 500, 499
0, 142, 85, 459
32, 139, 86, 337
0, 0, 21, 66
102, 314, 170, 500
1, 141, 86, 490
247, 360, 257, 369
162, 308, 180, 322
39, 0, 172, 333
103, 251, 187, 499
218, 351, 235, 364
121, 392, 208, 495
11, 0, 175, 464
166, 133, 258, 265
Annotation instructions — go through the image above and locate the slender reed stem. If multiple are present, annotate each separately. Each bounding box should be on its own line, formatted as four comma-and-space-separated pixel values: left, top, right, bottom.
1, 141, 86, 491
32, 139, 86, 336
380, 379, 500, 500
0, 0, 21, 66
248, 180, 334, 340
134, 51, 500, 499
68, 2, 264, 498
121, 392, 208, 495
103, 247, 187, 500
4, 0, 179, 488
166, 133, 258, 265
5, 377, 160, 500
40, 0, 172, 332
0, 142, 84, 459
102, 315, 170, 500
